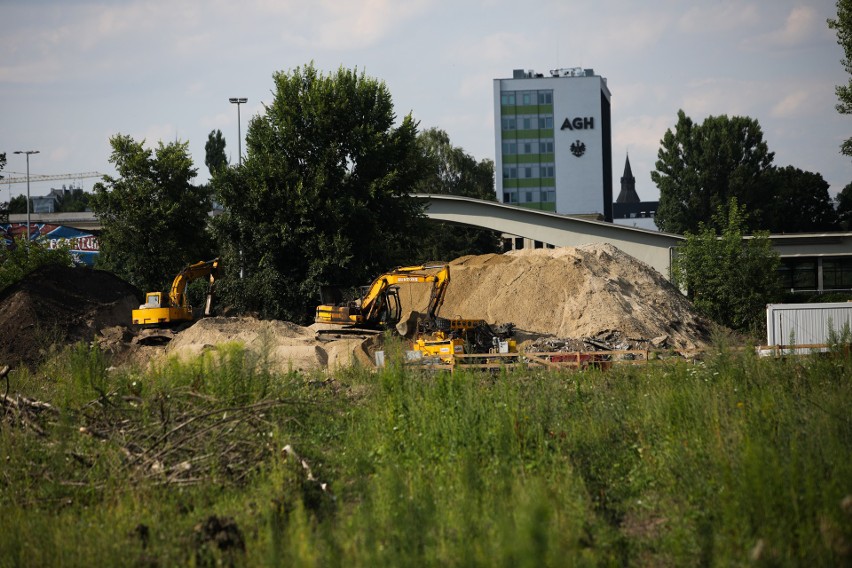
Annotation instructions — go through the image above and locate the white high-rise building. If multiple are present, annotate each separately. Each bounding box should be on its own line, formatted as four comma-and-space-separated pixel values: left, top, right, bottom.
494, 68, 613, 221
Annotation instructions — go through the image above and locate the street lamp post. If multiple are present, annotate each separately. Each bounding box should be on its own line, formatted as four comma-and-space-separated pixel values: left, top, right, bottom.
228, 98, 247, 166
13, 150, 39, 242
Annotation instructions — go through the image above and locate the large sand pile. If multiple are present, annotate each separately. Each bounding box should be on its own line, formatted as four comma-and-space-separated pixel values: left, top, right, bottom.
397, 243, 711, 350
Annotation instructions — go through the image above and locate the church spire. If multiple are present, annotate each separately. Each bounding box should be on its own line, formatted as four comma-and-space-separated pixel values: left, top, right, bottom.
616, 154, 640, 203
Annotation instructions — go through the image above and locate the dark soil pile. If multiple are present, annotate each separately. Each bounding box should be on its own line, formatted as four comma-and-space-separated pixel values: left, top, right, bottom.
0, 265, 141, 368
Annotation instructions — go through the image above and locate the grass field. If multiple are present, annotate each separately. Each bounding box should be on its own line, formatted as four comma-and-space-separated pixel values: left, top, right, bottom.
1, 339, 851, 566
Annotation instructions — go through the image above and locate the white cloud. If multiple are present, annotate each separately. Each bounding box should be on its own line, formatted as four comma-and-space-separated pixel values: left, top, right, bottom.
614, 115, 672, 156
742, 5, 831, 51
770, 90, 810, 118
677, 2, 760, 34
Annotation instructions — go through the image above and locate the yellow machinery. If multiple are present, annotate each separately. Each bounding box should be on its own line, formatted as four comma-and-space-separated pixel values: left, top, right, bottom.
132, 258, 221, 326
316, 264, 516, 363
315, 264, 451, 330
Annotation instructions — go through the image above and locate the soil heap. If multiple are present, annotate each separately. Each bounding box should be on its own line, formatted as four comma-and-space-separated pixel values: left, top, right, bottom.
165, 317, 369, 373
0, 264, 141, 367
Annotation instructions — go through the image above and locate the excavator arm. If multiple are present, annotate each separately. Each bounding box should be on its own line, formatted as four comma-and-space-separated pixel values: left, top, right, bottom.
168, 258, 221, 313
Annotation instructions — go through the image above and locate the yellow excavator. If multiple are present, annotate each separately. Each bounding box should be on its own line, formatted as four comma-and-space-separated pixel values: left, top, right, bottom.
132, 258, 221, 326
315, 264, 515, 362
315, 263, 452, 332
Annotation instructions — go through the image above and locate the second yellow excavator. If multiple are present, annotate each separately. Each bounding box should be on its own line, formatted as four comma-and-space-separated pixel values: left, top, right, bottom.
315, 263, 451, 332
315, 264, 516, 362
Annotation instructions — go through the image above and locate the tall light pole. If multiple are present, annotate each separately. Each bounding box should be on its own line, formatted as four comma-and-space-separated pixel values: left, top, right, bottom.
13, 150, 39, 242
229, 98, 247, 166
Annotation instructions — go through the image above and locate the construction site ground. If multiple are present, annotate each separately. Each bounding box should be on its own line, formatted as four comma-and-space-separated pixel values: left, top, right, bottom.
0, 243, 713, 373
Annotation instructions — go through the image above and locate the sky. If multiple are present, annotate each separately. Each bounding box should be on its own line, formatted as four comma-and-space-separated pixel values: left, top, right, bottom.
2, 0, 850, 204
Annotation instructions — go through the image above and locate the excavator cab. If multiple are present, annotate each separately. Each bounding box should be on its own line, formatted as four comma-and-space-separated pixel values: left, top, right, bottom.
142, 292, 163, 309
376, 286, 401, 328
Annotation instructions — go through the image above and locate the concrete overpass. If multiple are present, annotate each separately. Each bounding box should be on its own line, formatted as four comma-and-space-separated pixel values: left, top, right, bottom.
413, 194, 683, 278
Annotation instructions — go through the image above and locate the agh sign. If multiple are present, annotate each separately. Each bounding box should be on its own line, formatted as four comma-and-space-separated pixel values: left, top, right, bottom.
560, 117, 594, 131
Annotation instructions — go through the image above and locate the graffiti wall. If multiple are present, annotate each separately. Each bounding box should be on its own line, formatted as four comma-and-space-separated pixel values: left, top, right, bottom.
1, 223, 99, 266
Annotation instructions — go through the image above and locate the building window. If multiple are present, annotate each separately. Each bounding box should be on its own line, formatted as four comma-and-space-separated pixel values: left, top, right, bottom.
503, 191, 518, 204
501, 92, 516, 106
522, 92, 532, 105
525, 191, 534, 202
779, 260, 818, 291
538, 116, 553, 129
502, 141, 517, 155
540, 165, 554, 178
537, 91, 552, 104
502, 117, 516, 130
540, 140, 554, 153
524, 167, 533, 178
503, 166, 517, 179
522, 118, 532, 129
824, 258, 852, 290
515, 237, 524, 250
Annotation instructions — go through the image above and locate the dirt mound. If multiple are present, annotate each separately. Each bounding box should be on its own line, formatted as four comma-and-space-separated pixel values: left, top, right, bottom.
166, 317, 368, 373
0, 265, 141, 367
398, 243, 711, 350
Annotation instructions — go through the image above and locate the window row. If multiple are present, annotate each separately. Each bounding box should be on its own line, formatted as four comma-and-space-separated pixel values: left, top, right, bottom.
501, 90, 553, 106
502, 189, 556, 204
502, 139, 555, 155
503, 164, 555, 179
779, 258, 852, 291
501, 115, 554, 131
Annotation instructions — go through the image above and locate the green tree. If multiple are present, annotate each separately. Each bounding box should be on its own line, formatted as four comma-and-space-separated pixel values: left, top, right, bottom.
671, 198, 781, 333
91, 134, 212, 294
55, 188, 92, 213
7, 195, 27, 215
763, 166, 838, 232
829, 0, 852, 156
837, 182, 852, 230
652, 110, 774, 234
413, 128, 501, 260
204, 129, 228, 177
211, 63, 425, 322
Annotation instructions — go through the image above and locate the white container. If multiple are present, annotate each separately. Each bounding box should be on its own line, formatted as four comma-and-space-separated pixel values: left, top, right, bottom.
765, 302, 852, 348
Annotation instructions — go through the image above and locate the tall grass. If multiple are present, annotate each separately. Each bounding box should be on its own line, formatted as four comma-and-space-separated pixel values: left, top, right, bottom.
1, 341, 850, 566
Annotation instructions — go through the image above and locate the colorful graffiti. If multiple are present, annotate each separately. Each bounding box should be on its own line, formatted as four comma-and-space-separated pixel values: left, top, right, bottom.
1, 223, 100, 266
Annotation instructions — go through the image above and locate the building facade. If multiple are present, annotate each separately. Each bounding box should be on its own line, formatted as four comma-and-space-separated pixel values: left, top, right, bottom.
493, 68, 613, 221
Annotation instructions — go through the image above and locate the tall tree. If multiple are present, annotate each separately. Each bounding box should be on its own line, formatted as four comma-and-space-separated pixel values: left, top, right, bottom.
56, 188, 92, 213
211, 64, 424, 322
837, 182, 852, 230
763, 166, 838, 232
671, 198, 781, 333
91, 134, 212, 293
652, 110, 774, 234
829, 0, 852, 156
413, 128, 501, 260
205, 129, 228, 177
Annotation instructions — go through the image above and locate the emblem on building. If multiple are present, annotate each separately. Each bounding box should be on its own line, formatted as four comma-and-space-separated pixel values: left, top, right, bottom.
570, 140, 586, 157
